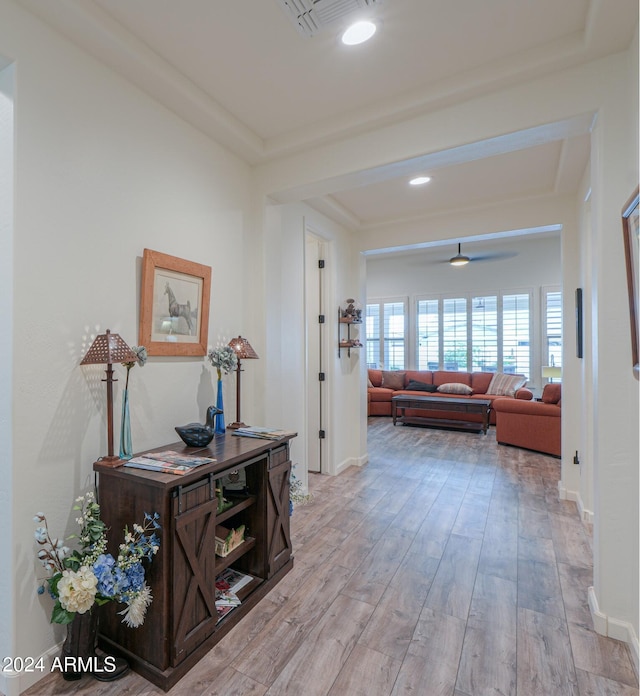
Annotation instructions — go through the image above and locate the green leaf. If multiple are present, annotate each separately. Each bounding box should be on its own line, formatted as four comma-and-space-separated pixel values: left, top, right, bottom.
51, 602, 74, 625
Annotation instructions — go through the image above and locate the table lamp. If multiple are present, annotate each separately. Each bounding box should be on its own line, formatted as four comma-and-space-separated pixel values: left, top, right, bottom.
80, 329, 137, 467
227, 336, 259, 429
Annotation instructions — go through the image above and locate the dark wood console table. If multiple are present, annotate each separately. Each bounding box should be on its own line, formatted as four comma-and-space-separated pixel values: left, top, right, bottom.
93, 432, 295, 691
392, 394, 491, 434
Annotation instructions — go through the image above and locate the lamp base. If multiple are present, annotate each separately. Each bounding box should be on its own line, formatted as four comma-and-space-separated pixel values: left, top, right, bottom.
94, 455, 125, 469
226, 422, 247, 430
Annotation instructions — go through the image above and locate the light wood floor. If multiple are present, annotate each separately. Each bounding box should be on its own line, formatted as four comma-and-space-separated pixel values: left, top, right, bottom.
26, 418, 638, 696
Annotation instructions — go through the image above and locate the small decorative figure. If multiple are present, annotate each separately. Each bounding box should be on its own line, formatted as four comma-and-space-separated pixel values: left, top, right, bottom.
175, 405, 223, 447
343, 298, 357, 318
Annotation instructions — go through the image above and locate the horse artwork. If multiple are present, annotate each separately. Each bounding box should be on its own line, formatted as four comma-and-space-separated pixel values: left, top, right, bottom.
165, 282, 194, 335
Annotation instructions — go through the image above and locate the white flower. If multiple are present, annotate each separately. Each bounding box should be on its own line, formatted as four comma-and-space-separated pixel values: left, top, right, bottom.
34, 527, 47, 543
119, 585, 153, 627
57, 567, 98, 614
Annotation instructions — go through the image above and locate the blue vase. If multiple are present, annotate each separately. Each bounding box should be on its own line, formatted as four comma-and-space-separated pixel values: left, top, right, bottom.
119, 388, 133, 460
214, 380, 225, 434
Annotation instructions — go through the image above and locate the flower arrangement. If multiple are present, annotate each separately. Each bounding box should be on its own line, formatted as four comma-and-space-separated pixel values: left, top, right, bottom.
122, 345, 147, 389
290, 466, 312, 507
34, 492, 160, 628
208, 346, 238, 380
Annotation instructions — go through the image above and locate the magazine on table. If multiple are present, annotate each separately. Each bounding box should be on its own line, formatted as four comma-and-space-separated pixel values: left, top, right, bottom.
144, 450, 216, 466
124, 450, 216, 475
123, 457, 192, 476
232, 426, 296, 440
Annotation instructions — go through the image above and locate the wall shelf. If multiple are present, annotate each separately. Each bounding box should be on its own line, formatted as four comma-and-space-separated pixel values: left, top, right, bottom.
338, 309, 362, 357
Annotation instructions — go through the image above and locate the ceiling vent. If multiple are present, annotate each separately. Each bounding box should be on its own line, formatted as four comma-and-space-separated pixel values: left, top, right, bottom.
276, 0, 382, 38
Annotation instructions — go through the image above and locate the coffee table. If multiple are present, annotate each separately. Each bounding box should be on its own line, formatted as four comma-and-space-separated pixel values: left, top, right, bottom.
391, 394, 492, 434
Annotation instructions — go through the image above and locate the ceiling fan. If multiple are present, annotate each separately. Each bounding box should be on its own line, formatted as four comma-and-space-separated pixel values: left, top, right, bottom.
447, 243, 518, 267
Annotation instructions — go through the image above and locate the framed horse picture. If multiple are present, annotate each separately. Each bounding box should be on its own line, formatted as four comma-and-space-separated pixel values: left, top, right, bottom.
139, 249, 211, 356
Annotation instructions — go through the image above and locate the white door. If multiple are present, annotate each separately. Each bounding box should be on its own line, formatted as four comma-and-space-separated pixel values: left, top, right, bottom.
305, 233, 325, 473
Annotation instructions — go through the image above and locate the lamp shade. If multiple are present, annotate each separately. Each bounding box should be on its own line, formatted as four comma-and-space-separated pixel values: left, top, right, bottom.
541, 366, 562, 379
228, 336, 259, 360
81, 329, 137, 366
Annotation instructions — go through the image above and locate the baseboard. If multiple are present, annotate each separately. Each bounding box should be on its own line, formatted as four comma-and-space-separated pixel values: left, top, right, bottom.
335, 454, 367, 476
0, 639, 62, 696
576, 494, 594, 524
588, 586, 639, 678
558, 482, 594, 523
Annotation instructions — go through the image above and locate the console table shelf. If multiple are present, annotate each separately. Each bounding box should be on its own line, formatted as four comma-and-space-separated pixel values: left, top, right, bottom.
93, 432, 295, 691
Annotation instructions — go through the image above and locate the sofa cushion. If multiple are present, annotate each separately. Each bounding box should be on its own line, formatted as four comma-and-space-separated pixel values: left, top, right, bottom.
437, 382, 473, 395
381, 371, 406, 390
486, 372, 527, 397
470, 372, 493, 394
405, 370, 434, 385
368, 369, 383, 387
367, 378, 374, 388
542, 383, 562, 404
368, 387, 395, 402
406, 379, 437, 392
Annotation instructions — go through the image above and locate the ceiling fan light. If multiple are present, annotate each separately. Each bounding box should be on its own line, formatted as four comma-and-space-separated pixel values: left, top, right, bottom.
449, 242, 470, 266
450, 254, 470, 266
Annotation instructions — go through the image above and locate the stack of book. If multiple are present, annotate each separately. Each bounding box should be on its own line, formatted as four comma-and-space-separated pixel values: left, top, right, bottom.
232, 426, 295, 440
215, 568, 253, 622
123, 450, 216, 475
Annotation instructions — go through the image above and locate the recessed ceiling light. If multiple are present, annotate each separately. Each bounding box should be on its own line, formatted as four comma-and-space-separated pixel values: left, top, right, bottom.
341, 20, 377, 46
409, 176, 431, 186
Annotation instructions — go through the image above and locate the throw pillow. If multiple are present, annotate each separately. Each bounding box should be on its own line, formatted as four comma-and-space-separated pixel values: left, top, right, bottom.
486, 372, 527, 397
406, 380, 438, 392
381, 371, 406, 390
367, 378, 374, 388
437, 382, 473, 395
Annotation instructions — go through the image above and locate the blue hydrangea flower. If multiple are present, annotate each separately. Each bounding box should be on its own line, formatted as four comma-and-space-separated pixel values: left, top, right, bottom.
124, 562, 145, 593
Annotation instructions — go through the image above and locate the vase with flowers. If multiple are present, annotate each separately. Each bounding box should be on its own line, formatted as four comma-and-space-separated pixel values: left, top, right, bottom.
207, 346, 238, 434
119, 345, 147, 460
34, 492, 160, 681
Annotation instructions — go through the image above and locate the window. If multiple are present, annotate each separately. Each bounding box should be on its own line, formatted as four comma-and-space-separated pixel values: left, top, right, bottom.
417, 299, 439, 369
365, 304, 380, 368
503, 293, 530, 375
412, 291, 534, 378
472, 296, 497, 372
366, 300, 407, 369
544, 288, 562, 374
442, 297, 468, 371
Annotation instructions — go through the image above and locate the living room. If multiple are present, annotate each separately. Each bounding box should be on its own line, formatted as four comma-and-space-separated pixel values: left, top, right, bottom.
1, 1, 638, 694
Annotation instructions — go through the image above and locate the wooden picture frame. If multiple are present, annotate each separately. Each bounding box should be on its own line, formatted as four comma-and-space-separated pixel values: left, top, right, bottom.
622, 187, 640, 377
139, 249, 211, 356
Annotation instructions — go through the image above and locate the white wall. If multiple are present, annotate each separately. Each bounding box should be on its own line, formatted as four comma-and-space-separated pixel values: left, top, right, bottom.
263, 200, 365, 487
0, 2, 254, 692
0, 59, 15, 690
585, 33, 639, 660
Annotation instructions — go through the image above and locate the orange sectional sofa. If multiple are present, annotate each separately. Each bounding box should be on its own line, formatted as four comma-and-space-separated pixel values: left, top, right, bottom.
493, 383, 561, 457
367, 368, 533, 426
